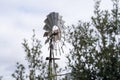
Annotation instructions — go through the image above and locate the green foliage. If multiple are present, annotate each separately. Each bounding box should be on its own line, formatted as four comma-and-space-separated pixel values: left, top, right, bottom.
66, 21, 98, 80
12, 63, 25, 80
12, 30, 65, 80
22, 30, 47, 80
12, 30, 47, 80
0, 76, 3, 80
66, 0, 120, 80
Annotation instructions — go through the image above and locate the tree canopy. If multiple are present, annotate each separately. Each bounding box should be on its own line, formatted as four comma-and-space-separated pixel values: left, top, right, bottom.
66, 0, 120, 80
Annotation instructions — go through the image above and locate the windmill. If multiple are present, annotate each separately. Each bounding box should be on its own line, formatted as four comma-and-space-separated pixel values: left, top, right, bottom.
43, 12, 65, 80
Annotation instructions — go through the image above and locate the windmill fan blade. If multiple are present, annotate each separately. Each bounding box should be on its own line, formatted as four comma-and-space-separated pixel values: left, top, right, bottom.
45, 38, 50, 44
61, 20, 65, 28
43, 24, 52, 31
54, 13, 58, 26
50, 12, 55, 25
43, 32, 49, 37
44, 18, 52, 30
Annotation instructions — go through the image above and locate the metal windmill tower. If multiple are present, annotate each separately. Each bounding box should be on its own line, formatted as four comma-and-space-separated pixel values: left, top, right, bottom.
43, 12, 65, 80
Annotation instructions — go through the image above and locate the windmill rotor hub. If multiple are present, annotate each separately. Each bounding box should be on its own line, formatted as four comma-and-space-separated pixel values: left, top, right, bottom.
52, 25, 59, 31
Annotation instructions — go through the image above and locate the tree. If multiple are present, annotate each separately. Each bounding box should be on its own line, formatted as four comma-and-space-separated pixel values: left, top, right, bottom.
66, 0, 120, 80
12, 30, 47, 80
12, 30, 65, 80
92, 0, 120, 79
66, 21, 98, 80
0, 76, 3, 80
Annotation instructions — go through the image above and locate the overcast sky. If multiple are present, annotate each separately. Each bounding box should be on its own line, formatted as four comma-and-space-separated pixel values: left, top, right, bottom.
0, 0, 113, 79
